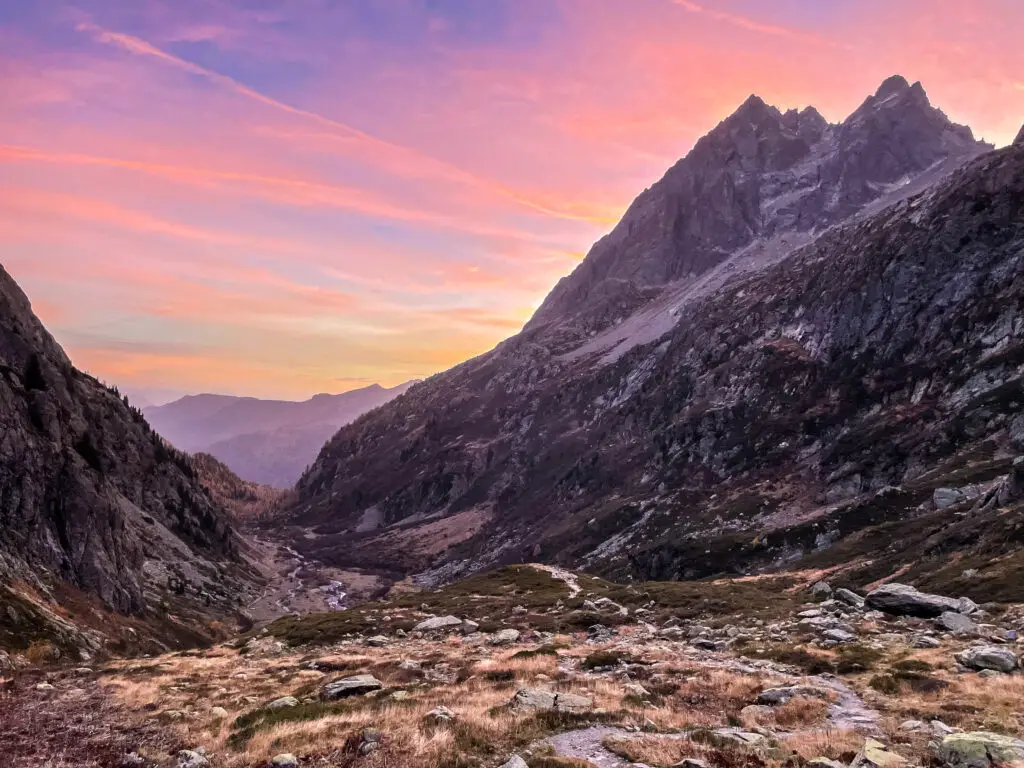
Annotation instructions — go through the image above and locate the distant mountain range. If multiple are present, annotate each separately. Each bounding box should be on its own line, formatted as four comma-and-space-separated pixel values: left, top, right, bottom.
144, 383, 418, 487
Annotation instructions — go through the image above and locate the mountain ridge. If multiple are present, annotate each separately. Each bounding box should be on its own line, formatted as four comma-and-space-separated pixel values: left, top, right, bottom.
0, 263, 263, 655
145, 381, 418, 487
284, 78, 1018, 590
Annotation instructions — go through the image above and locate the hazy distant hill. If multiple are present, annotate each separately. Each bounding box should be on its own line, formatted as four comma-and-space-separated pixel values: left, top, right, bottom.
145, 382, 417, 487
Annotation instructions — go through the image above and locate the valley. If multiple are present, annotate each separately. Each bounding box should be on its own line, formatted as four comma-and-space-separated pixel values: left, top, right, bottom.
1, 72, 1024, 768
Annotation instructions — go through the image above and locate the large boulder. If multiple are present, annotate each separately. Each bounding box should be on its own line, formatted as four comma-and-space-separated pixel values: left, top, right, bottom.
937, 732, 1024, 767
321, 674, 384, 700
954, 646, 1019, 673
509, 688, 593, 714
865, 584, 971, 618
413, 616, 464, 632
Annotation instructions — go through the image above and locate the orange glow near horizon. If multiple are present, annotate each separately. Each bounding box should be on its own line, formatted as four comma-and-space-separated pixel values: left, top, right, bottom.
2, 0, 1022, 402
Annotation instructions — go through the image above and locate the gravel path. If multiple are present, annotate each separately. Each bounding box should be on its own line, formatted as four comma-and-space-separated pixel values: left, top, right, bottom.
543, 727, 634, 767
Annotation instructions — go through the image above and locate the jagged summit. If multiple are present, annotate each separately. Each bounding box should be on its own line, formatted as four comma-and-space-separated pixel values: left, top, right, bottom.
874, 73, 911, 99
527, 76, 989, 336
1015, 123, 1024, 145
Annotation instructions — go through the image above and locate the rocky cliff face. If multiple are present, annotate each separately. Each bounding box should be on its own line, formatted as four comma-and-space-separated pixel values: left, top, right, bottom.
288, 80, 1019, 587
0, 267, 261, 654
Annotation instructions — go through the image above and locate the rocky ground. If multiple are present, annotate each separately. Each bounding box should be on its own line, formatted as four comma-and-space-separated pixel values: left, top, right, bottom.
2, 565, 1023, 768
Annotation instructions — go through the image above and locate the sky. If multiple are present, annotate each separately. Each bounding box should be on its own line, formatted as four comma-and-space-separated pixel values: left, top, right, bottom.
2, 1, 1022, 404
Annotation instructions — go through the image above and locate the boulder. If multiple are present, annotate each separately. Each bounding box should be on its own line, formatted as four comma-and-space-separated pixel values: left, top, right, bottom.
937, 611, 977, 634
823, 628, 857, 643
954, 646, 1018, 673
499, 758, 529, 768
811, 581, 833, 600
270, 756, 298, 768
413, 616, 464, 632
865, 584, 964, 618
835, 588, 866, 608
424, 706, 456, 726
936, 732, 1024, 767
850, 739, 906, 768
934, 487, 966, 509
489, 629, 521, 646
267, 696, 299, 711
509, 688, 593, 714
321, 674, 384, 700
177, 751, 210, 768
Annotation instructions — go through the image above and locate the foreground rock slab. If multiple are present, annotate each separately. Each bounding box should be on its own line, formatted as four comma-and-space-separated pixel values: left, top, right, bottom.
321, 674, 384, 700
937, 732, 1024, 768
865, 584, 974, 618
954, 646, 1019, 673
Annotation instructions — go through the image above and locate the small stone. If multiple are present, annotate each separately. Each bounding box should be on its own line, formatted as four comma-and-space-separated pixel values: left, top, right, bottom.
811, 581, 833, 600
270, 755, 298, 768
389, 690, 410, 701
210, 707, 228, 719
35, 682, 55, 691
835, 588, 866, 608
413, 616, 464, 632
673, 759, 709, 768
489, 629, 522, 646
364, 635, 389, 647
806, 760, 845, 768
177, 750, 210, 768
424, 706, 456, 725
823, 628, 857, 643
850, 738, 906, 768
499, 758, 529, 768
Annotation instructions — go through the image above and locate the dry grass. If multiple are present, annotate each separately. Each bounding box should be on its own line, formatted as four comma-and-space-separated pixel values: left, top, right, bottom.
781, 729, 864, 761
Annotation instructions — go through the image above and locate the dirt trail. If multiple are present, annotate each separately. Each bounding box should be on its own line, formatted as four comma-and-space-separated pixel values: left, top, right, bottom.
542, 654, 881, 763
529, 563, 583, 598
543, 727, 633, 767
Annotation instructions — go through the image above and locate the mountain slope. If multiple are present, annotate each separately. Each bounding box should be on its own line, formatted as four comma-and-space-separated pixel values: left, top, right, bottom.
0, 265, 262, 655
287, 79, 1020, 586
145, 382, 416, 487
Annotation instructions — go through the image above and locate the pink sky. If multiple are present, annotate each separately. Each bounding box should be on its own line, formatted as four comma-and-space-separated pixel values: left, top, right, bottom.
2, 0, 1022, 402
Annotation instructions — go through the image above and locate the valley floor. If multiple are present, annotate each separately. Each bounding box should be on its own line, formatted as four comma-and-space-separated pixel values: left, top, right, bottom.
3, 566, 1023, 768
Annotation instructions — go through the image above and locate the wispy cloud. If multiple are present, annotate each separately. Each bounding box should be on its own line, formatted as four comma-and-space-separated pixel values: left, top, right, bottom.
75, 20, 617, 225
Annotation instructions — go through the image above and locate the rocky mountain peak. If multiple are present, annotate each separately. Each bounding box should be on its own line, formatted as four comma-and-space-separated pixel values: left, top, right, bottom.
527, 76, 989, 338
874, 73, 911, 99
1015, 123, 1024, 145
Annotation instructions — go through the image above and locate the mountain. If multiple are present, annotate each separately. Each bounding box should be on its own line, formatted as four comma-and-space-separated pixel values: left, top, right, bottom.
285, 77, 1022, 588
0, 265, 264, 657
145, 382, 417, 487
